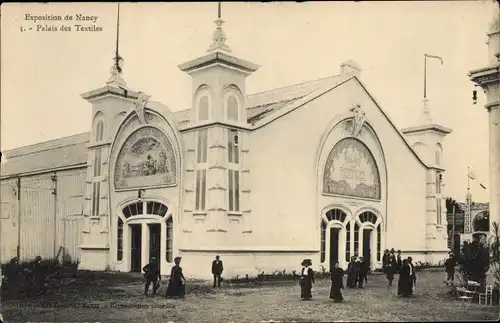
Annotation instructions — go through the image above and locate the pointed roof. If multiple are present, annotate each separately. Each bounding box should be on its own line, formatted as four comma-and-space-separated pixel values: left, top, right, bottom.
400, 99, 452, 135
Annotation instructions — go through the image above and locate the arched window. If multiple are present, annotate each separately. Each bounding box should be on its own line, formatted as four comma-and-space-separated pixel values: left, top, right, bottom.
325, 209, 347, 223
117, 218, 123, 261
92, 118, 105, 218
359, 211, 377, 225
122, 201, 168, 218
435, 143, 442, 165
227, 95, 239, 121
198, 96, 209, 121
354, 222, 360, 256
95, 120, 104, 142
166, 217, 173, 262
320, 220, 327, 263
345, 221, 351, 262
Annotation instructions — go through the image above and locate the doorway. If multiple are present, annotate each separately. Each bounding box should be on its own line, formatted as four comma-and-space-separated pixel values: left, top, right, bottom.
329, 228, 340, 269
363, 229, 372, 265
130, 224, 142, 272
149, 223, 161, 272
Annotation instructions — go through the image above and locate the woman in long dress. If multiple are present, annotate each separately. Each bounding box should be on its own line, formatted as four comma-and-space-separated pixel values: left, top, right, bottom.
299, 259, 315, 300
346, 257, 357, 288
397, 259, 411, 297
329, 262, 344, 302
165, 257, 186, 298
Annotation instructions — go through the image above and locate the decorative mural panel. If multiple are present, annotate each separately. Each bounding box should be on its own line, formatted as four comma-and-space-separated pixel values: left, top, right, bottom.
114, 126, 176, 190
323, 138, 381, 200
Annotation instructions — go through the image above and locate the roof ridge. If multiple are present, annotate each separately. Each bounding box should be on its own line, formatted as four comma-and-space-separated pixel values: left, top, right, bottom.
4, 132, 90, 157
247, 74, 340, 97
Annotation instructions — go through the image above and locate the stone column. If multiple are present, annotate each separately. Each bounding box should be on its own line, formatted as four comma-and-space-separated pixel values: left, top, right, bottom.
469, 6, 500, 233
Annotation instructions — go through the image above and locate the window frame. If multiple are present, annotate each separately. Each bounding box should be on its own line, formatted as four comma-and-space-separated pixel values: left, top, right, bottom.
227, 129, 240, 213
436, 197, 442, 225
91, 115, 105, 219
223, 87, 243, 122
195, 129, 208, 212
194, 87, 213, 122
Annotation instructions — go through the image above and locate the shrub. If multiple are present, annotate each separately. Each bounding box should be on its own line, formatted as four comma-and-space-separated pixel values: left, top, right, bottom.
458, 240, 490, 289
1, 256, 80, 299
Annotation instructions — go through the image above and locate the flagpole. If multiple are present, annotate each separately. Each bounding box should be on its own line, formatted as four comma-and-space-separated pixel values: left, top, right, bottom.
424, 54, 427, 99
452, 204, 456, 251
115, 3, 121, 72
468, 165, 470, 192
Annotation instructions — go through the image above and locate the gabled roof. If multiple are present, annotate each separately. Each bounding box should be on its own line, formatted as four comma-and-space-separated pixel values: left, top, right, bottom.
0, 73, 414, 177
1, 132, 90, 177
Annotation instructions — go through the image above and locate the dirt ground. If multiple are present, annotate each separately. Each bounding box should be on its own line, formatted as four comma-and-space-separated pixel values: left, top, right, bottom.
1, 269, 499, 322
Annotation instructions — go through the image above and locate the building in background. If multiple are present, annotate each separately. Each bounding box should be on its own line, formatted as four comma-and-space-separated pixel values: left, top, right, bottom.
0, 7, 453, 278
469, 3, 500, 233
446, 197, 489, 252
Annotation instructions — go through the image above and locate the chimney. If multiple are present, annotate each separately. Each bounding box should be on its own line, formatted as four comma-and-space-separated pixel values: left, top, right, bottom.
340, 60, 362, 77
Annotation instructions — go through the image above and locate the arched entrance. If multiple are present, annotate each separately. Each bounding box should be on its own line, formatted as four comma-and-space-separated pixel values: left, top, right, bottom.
320, 208, 350, 270
356, 211, 382, 268
117, 200, 173, 273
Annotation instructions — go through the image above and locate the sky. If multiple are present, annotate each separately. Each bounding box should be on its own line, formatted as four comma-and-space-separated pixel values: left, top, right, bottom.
1, 1, 497, 203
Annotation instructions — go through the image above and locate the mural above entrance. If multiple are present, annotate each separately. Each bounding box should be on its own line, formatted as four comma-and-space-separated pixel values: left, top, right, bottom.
114, 126, 176, 190
323, 138, 381, 200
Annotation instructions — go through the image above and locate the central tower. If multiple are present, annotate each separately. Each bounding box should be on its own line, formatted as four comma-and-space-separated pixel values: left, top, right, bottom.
178, 3, 259, 248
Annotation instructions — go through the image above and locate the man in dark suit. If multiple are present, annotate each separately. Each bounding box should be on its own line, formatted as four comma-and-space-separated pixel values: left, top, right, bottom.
211, 255, 223, 288
143, 257, 161, 296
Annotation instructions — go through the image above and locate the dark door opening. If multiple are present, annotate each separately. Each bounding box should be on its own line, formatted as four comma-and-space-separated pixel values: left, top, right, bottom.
149, 223, 161, 273
130, 224, 142, 273
329, 228, 340, 269
363, 229, 372, 265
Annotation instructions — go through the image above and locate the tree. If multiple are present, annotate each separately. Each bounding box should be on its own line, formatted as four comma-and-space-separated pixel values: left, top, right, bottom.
488, 221, 500, 303
458, 238, 489, 289
489, 221, 500, 263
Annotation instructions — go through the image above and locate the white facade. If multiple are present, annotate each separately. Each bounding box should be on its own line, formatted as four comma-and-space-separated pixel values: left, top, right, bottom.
469, 6, 500, 233
0, 18, 454, 279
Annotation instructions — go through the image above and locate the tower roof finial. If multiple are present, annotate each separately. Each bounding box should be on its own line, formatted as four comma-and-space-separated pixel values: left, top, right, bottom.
207, 2, 231, 53
107, 3, 127, 87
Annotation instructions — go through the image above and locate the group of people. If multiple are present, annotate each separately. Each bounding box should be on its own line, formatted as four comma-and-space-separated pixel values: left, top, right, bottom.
346, 256, 370, 288
300, 249, 419, 302
382, 248, 417, 297
299, 256, 370, 303
142, 255, 224, 298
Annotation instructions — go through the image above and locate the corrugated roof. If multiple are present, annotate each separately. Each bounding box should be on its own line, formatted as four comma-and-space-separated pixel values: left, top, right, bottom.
1, 133, 89, 177
0, 74, 344, 177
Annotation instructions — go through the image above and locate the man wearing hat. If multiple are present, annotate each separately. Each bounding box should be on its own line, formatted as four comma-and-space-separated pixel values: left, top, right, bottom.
211, 255, 224, 288
386, 249, 397, 287
444, 252, 457, 285
143, 256, 161, 296
299, 259, 315, 300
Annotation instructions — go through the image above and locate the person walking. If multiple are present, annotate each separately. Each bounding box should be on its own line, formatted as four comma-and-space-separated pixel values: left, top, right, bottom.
386, 250, 397, 287
142, 257, 161, 296
444, 252, 456, 285
346, 256, 358, 288
357, 257, 369, 288
165, 257, 186, 298
329, 262, 344, 302
299, 259, 315, 300
397, 259, 411, 297
382, 249, 390, 273
396, 250, 402, 274
211, 255, 223, 288
407, 257, 417, 295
